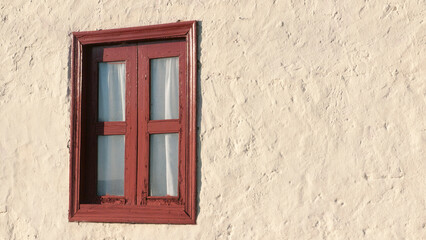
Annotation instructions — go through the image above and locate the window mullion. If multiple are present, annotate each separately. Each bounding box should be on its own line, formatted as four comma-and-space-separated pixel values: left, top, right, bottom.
137, 45, 150, 205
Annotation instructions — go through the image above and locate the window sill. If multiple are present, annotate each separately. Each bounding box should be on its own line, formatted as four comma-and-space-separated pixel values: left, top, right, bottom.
70, 204, 195, 224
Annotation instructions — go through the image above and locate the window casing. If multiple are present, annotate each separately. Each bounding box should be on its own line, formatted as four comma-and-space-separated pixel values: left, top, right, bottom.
69, 21, 197, 224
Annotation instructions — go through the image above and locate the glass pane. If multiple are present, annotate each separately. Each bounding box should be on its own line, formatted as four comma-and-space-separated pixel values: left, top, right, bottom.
98, 62, 126, 121
97, 135, 125, 196
150, 57, 179, 120
150, 133, 179, 196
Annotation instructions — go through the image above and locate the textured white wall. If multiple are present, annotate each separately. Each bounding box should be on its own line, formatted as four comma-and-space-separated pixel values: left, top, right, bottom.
0, 0, 425, 239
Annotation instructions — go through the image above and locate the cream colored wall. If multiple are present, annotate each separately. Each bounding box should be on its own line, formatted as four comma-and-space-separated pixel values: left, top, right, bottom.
0, 0, 425, 239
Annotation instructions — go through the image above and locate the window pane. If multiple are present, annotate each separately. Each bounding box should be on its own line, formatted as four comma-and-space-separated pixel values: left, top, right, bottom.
150, 57, 179, 120
97, 135, 125, 196
150, 133, 179, 196
99, 62, 125, 122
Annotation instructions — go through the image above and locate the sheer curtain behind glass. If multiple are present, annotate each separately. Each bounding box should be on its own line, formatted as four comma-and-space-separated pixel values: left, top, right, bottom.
150, 134, 179, 196
150, 57, 179, 196
151, 57, 179, 120
98, 135, 125, 196
97, 62, 126, 196
99, 62, 126, 121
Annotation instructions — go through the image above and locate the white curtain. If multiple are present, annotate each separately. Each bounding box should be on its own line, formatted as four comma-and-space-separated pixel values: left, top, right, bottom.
150, 57, 179, 196
97, 135, 125, 196
151, 57, 179, 120
150, 134, 179, 196
98, 62, 126, 122
97, 63, 126, 196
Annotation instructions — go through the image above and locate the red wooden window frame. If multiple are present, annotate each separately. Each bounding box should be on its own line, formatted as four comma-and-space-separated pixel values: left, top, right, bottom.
69, 21, 197, 224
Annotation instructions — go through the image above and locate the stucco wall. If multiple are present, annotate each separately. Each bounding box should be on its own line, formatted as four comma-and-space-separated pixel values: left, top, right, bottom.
0, 0, 425, 239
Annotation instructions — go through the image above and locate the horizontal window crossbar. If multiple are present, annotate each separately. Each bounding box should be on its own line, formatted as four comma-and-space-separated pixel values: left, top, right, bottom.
147, 119, 180, 133
95, 122, 126, 135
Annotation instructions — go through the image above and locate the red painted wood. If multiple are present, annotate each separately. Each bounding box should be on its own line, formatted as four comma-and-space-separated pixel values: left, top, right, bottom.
99, 195, 126, 204
179, 40, 189, 211
137, 44, 150, 205
147, 120, 180, 133
73, 21, 194, 45
70, 21, 197, 224
124, 47, 138, 206
95, 122, 126, 135
138, 40, 187, 207
93, 45, 138, 205
71, 204, 191, 224
69, 35, 81, 218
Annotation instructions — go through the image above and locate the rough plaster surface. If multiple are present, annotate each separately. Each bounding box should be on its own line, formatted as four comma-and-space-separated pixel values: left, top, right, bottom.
0, 0, 425, 239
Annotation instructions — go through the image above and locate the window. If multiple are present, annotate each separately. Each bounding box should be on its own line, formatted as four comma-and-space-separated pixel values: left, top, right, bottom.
69, 21, 197, 224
